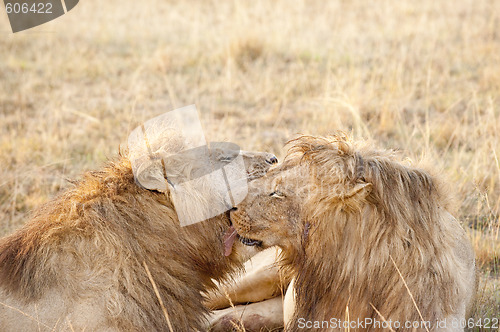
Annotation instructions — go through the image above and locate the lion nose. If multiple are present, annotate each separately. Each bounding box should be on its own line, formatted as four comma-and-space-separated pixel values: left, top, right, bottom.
230, 207, 238, 211
266, 156, 278, 165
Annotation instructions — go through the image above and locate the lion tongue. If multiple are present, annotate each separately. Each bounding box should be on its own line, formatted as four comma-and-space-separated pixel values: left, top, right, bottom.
223, 226, 238, 257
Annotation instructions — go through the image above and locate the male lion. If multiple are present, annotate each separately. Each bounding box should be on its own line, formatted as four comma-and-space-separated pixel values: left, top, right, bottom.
230, 134, 476, 331
0, 133, 277, 331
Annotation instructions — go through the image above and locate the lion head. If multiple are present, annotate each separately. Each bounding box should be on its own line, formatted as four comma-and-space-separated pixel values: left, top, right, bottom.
230, 134, 475, 329
230, 134, 377, 254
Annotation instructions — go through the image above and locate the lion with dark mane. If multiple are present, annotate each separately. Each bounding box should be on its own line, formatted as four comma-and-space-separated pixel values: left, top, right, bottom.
231, 134, 475, 331
0, 130, 276, 331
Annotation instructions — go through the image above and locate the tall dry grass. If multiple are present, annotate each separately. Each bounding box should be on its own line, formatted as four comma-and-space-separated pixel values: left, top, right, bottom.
0, 0, 498, 328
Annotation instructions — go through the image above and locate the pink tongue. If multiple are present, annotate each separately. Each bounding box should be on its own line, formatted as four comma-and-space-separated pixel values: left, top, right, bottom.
223, 226, 238, 257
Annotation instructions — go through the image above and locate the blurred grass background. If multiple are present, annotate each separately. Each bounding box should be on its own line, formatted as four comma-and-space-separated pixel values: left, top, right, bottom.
0, 0, 498, 327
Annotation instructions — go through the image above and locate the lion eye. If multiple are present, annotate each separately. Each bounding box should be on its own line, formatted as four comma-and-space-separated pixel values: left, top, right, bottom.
269, 191, 285, 198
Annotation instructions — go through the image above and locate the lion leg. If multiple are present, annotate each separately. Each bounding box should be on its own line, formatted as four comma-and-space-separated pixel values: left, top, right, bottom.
283, 277, 296, 329
205, 247, 286, 310
207, 297, 284, 332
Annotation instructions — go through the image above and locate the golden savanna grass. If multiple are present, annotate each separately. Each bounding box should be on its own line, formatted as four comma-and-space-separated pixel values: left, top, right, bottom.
0, 0, 498, 328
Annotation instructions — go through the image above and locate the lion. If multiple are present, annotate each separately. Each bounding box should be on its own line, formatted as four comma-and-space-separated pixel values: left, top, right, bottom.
0, 133, 277, 331
230, 134, 476, 331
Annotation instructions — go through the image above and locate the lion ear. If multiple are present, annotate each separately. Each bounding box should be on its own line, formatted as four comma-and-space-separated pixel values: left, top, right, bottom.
343, 182, 372, 200
133, 157, 171, 193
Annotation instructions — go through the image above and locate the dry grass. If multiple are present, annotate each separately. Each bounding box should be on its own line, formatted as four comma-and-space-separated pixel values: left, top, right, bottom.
0, 0, 498, 327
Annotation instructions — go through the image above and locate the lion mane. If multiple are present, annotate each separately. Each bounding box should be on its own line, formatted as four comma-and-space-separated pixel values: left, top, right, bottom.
0, 143, 276, 331
232, 134, 476, 331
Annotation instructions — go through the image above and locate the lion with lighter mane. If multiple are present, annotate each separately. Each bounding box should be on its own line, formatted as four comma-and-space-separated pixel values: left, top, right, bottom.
231, 134, 475, 331
0, 129, 277, 331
